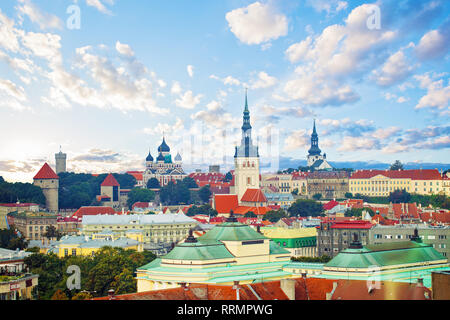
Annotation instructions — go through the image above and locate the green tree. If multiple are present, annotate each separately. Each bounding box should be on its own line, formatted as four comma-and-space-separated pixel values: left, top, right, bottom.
44, 225, 62, 240
262, 210, 288, 223
127, 188, 155, 209
390, 160, 404, 171
71, 291, 93, 300
312, 193, 322, 201
288, 199, 324, 217
0, 177, 46, 205
146, 178, 160, 189
344, 207, 375, 218
244, 211, 257, 218
389, 189, 411, 203
1, 227, 28, 250
198, 185, 212, 203
345, 192, 353, 199
223, 172, 233, 182
291, 188, 299, 196
186, 205, 217, 217
51, 289, 69, 300
182, 177, 198, 189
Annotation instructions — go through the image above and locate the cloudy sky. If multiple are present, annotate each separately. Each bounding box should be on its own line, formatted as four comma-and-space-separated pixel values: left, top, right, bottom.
0, 0, 449, 182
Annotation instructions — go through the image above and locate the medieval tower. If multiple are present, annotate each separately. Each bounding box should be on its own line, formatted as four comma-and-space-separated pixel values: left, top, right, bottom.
234, 91, 260, 203
55, 147, 67, 174
33, 163, 59, 213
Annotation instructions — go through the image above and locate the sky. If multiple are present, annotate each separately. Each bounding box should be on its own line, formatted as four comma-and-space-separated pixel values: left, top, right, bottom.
0, 0, 449, 182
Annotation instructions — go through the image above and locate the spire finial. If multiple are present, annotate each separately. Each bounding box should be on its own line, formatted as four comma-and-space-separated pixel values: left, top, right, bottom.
244, 87, 248, 112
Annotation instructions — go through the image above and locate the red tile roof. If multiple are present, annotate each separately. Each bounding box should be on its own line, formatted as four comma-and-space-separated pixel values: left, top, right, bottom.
330, 279, 431, 300
33, 163, 59, 180
214, 194, 239, 214
93, 278, 336, 300
328, 220, 373, 229
392, 203, 419, 219
240, 188, 267, 203
323, 200, 339, 211
0, 203, 39, 207
126, 171, 143, 181
72, 206, 116, 219
233, 206, 271, 216
350, 169, 442, 180
101, 174, 120, 187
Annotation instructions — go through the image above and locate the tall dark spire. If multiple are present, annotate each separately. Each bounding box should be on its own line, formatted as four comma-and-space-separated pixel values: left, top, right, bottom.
235, 90, 258, 158
308, 119, 321, 156
242, 88, 251, 131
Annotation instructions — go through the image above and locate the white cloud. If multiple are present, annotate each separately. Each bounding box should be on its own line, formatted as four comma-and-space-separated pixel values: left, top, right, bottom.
187, 65, 194, 78
210, 74, 241, 86
17, 0, 63, 30
283, 129, 309, 152
414, 73, 450, 111
175, 90, 203, 109
250, 71, 277, 89
282, 4, 397, 106
115, 41, 134, 57
307, 0, 348, 14
225, 1, 288, 45
0, 78, 27, 101
84, 0, 115, 15
373, 50, 415, 86
415, 29, 450, 60
171, 81, 182, 95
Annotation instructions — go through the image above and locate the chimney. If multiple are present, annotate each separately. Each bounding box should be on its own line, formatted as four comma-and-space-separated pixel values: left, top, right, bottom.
233, 281, 240, 300
417, 278, 424, 287
326, 282, 338, 300
108, 289, 115, 300
280, 279, 296, 300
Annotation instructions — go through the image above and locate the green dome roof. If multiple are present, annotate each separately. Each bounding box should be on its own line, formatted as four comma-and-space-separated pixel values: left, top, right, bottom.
163, 242, 234, 261
325, 241, 446, 269
198, 222, 267, 243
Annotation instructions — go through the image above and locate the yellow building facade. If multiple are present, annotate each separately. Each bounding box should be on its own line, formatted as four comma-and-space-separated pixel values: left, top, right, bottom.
349, 170, 444, 197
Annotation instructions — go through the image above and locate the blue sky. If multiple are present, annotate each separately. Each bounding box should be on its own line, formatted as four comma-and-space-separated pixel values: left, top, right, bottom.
0, 0, 449, 182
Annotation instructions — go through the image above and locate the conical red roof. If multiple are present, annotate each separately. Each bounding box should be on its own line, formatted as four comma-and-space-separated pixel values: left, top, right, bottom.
33, 163, 59, 180
101, 174, 120, 187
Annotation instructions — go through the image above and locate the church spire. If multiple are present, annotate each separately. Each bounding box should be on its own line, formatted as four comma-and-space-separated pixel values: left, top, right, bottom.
308, 119, 321, 156
242, 88, 251, 131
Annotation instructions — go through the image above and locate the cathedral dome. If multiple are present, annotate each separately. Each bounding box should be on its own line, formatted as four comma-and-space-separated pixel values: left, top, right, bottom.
175, 152, 182, 162
158, 137, 170, 153
146, 150, 153, 162
156, 152, 165, 162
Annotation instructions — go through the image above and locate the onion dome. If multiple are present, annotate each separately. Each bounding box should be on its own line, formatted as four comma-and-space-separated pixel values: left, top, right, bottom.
156, 152, 165, 162
146, 149, 153, 162
158, 137, 170, 153
175, 152, 182, 162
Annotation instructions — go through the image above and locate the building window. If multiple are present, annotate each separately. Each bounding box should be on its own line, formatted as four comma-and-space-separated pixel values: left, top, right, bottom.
64, 249, 68, 256
72, 249, 77, 256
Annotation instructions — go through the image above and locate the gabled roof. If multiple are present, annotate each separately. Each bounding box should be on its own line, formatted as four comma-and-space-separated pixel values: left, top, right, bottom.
101, 174, 120, 187
323, 200, 339, 211
214, 194, 239, 214
33, 163, 59, 180
233, 206, 271, 216
241, 188, 267, 203
72, 206, 116, 219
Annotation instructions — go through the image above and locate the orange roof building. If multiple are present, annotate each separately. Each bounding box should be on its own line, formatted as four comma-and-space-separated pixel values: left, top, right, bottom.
33, 163, 59, 180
